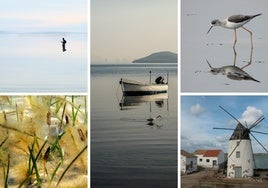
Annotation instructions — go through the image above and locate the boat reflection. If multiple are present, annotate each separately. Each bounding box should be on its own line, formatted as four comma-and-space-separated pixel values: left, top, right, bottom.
119, 93, 168, 110
119, 93, 168, 128
207, 47, 260, 82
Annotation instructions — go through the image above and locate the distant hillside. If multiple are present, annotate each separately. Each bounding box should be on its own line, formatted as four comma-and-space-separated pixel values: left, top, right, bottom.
132, 51, 177, 63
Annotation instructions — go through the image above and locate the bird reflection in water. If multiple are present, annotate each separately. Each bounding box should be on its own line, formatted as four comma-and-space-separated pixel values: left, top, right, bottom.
119, 95, 167, 128
207, 47, 260, 82
146, 115, 163, 127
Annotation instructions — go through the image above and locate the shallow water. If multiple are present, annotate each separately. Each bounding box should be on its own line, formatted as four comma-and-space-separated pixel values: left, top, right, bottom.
0, 33, 87, 92
0, 96, 87, 187
182, 0, 268, 92
91, 63, 177, 188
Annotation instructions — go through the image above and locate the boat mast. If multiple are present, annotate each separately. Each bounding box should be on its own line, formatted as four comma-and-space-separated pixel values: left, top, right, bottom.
149, 70, 152, 84
167, 72, 169, 84
119, 78, 124, 93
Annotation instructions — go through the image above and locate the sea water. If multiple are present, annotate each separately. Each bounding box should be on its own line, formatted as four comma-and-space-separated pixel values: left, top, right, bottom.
91, 63, 177, 188
0, 32, 87, 92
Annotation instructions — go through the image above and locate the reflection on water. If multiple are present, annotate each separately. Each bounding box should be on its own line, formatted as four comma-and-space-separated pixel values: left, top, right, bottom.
0, 33, 87, 92
119, 93, 168, 109
207, 47, 260, 83
91, 64, 177, 188
146, 115, 163, 127
119, 93, 168, 128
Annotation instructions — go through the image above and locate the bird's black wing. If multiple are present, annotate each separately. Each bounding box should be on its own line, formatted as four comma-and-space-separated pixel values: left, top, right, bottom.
228, 15, 252, 23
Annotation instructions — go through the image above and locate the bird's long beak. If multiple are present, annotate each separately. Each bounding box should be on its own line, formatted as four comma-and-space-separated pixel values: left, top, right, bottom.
207, 26, 213, 34
206, 60, 220, 74
206, 60, 212, 68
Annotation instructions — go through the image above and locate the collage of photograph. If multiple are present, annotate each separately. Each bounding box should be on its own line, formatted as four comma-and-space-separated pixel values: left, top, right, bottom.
1, 0, 268, 188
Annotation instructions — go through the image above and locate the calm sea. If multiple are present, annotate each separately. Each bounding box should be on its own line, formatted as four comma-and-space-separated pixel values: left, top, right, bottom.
0, 32, 87, 92
91, 63, 178, 188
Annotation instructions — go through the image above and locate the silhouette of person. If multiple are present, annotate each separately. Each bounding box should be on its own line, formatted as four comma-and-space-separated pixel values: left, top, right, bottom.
61, 38, 67, 52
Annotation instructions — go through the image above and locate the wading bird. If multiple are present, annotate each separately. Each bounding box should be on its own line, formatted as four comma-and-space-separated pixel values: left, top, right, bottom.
207, 14, 262, 49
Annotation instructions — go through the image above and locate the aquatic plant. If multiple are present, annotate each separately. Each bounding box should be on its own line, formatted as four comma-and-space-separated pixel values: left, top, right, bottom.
0, 96, 87, 187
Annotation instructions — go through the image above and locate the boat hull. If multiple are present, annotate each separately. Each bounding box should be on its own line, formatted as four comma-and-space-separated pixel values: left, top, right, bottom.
120, 79, 168, 96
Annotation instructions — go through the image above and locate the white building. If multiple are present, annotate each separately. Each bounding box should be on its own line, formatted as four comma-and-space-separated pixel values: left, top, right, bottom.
227, 123, 254, 178
194, 149, 224, 169
181, 150, 197, 174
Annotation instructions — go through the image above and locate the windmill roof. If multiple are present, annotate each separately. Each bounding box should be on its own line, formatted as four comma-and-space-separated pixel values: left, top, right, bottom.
181, 150, 197, 158
194, 149, 222, 157
230, 123, 250, 140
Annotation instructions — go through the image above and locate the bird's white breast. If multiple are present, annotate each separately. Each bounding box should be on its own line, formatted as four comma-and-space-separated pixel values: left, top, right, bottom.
224, 19, 250, 29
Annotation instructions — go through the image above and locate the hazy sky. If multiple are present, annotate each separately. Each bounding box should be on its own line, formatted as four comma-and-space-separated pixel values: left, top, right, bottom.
181, 96, 268, 154
0, 0, 87, 32
91, 0, 177, 63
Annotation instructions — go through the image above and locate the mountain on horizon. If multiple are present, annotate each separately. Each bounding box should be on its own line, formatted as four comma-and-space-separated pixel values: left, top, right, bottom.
132, 51, 177, 63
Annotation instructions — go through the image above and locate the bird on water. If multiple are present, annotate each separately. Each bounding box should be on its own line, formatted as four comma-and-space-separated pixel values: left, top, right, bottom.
147, 115, 162, 122
207, 14, 262, 49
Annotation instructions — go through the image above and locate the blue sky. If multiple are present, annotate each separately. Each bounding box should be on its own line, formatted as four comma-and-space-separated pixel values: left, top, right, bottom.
91, 0, 177, 63
181, 96, 268, 153
0, 0, 87, 32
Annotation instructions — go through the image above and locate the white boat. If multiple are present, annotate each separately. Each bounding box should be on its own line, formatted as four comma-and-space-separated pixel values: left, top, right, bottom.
119, 78, 168, 96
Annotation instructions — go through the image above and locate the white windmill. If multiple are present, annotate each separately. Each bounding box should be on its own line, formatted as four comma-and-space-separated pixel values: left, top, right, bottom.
214, 106, 268, 178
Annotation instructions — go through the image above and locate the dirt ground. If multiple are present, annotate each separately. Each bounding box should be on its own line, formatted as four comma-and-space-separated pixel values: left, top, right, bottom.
181, 169, 268, 188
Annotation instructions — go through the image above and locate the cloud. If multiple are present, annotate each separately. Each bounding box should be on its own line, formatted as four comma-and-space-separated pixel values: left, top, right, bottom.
0, 5, 86, 32
216, 134, 229, 143
181, 113, 228, 153
181, 135, 189, 140
190, 103, 205, 116
181, 133, 224, 153
239, 106, 263, 127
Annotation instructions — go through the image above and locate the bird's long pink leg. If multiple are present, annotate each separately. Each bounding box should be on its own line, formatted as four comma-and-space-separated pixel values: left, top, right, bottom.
241, 47, 253, 69
233, 29, 237, 55
240, 26, 254, 69
242, 26, 253, 49
233, 49, 237, 66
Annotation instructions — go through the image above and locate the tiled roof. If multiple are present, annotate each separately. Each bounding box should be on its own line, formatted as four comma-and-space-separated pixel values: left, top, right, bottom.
194, 150, 207, 155
194, 149, 222, 157
203, 150, 222, 157
181, 150, 197, 158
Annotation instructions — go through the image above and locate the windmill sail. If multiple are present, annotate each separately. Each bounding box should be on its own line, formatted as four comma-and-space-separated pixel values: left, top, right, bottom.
214, 106, 267, 178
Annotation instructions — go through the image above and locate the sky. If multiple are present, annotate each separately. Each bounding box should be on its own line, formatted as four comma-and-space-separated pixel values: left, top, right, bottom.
181, 96, 268, 154
91, 0, 177, 63
0, 0, 87, 33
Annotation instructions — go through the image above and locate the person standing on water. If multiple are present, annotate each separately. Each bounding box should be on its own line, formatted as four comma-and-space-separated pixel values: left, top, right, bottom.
61, 38, 67, 52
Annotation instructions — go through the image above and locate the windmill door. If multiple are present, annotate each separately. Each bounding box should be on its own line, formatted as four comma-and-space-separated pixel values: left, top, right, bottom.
234, 166, 242, 178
